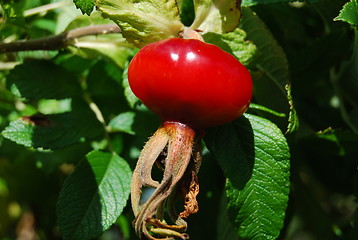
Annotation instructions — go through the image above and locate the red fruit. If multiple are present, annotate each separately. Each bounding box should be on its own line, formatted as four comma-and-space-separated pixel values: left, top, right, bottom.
128, 38, 252, 130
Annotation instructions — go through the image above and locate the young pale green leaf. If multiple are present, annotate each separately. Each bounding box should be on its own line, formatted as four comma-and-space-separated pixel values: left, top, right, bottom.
57, 150, 132, 240
95, 0, 184, 48
335, 0, 358, 27
1, 100, 103, 149
6, 60, 81, 100
73, 0, 95, 15
240, 7, 294, 131
205, 114, 290, 240
203, 28, 257, 67
190, 0, 241, 34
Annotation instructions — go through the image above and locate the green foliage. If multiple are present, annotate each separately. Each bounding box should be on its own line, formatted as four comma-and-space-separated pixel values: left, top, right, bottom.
240, 7, 293, 131
203, 28, 257, 67
335, 0, 358, 27
178, 0, 195, 26
122, 61, 140, 108
205, 114, 290, 240
249, 103, 286, 117
64, 12, 136, 68
108, 111, 136, 135
108, 110, 160, 136
0, 0, 357, 240
73, 0, 95, 15
95, 0, 184, 47
0, 0, 26, 20
57, 150, 132, 239
190, 0, 241, 33
7, 60, 81, 100
1, 100, 104, 149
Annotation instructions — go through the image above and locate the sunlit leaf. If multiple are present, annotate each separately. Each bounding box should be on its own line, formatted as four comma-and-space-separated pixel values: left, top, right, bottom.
190, 0, 241, 33
335, 0, 358, 27
205, 114, 290, 240
203, 28, 257, 67
95, 0, 184, 47
1, 100, 103, 149
73, 0, 95, 15
57, 150, 132, 240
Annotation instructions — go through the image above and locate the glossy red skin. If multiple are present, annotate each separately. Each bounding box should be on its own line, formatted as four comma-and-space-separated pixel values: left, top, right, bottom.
128, 38, 252, 130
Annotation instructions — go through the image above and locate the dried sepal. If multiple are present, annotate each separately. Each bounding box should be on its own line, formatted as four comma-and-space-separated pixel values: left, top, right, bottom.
131, 122, 202, 239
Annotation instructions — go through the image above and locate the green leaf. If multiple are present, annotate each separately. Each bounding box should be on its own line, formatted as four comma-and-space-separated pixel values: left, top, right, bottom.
1, 100, 104, 149
205, 114, 290, 240
240, 7, 293, 130
57, 150, 132, 240
190, 0, 241, 33
54, 54, 97, 75
31, 18, 57, 33
86, 61, 123, 96
204, 117, 254, 189
249, 103, 286, 118
108, 111, 136, 135
65, 11, 114, 30
203, 28, 257, 67
6, 60, 81, 100
122, 61, 140, 108
241, 7, 289, 99
107, 110, 160, 136
334, 0, 358, 27
217, 191, 239, 240
108, 112, 135, 134
178, 0, 195, 26
73, 0, 95, 15
37, 99, 72, 115
1, 0, 25, 19
95, 0, 184, 48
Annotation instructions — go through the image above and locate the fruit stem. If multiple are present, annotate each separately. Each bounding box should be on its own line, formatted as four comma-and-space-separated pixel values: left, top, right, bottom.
131, 121, 202, 239
180, 27, 204, 42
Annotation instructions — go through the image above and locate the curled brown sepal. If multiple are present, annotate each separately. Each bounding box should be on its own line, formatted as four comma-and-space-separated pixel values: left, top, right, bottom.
131, 121, 202, 240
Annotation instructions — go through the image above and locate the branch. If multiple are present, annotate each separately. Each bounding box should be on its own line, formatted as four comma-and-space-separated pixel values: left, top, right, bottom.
0, 24, 122, 53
